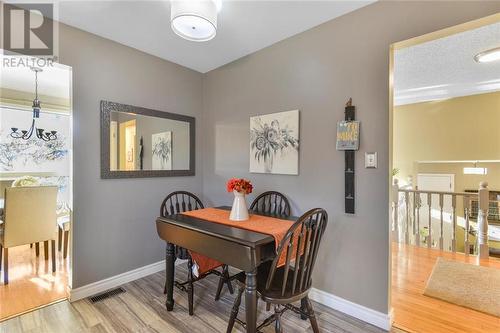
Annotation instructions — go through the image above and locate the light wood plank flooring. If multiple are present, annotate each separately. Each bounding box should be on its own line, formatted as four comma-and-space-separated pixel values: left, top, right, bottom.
0, 244, 69, 321
1, 264, 401, 333
392, 242, 500, 333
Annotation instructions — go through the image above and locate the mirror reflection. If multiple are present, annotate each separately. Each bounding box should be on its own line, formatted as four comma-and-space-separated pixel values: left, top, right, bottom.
109, 111, 190, 171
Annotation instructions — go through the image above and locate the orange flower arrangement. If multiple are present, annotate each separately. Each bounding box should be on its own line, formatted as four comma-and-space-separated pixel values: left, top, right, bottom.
226, 178, 253, 195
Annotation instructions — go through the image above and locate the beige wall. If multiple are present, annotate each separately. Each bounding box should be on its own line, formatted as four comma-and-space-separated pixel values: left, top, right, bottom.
394, 91, 500, 183
202, 1, 500, 314
417, 162, 500, 193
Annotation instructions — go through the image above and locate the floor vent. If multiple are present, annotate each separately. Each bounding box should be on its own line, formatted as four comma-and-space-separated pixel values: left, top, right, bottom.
89, 287, 126, 303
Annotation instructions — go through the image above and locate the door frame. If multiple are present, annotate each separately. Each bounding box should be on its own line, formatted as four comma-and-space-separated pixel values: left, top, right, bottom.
387, 12, 500, 327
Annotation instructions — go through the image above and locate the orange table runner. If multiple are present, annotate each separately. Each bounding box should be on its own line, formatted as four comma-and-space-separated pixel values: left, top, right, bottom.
182, 207, 295, 275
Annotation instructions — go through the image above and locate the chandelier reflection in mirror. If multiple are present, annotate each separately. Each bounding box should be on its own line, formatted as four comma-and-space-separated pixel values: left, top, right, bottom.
10, 67, 57, 141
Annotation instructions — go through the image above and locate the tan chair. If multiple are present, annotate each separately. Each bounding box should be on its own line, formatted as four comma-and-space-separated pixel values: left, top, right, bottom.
0, 186, 58, 284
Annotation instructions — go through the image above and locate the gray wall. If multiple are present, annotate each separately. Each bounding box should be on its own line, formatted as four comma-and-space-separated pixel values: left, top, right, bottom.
59, 24, 203, 288
201, 1, 500, 314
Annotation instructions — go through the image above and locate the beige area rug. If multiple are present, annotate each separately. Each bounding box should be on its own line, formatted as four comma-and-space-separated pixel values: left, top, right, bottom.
424, 257, 500, 317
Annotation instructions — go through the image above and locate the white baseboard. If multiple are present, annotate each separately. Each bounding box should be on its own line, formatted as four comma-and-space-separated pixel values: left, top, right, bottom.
309, 288, 393, 331
69, 260, 167, 302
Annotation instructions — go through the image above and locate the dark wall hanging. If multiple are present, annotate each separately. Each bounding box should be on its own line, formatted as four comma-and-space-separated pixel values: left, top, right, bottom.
336, 98, 359, 214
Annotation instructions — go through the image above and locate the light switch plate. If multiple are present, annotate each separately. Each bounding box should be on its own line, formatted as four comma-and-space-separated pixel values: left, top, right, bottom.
365, 152, 377, 168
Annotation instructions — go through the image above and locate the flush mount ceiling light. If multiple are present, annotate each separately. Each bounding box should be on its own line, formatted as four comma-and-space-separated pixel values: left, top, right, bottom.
171, 0, 222, 42
474, 47, 500, 63
464, 167, 488, 175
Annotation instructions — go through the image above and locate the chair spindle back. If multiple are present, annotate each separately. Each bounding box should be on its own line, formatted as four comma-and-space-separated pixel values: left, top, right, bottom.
250, 191, 291, 217
265, 208, 328, 297
161, 191, 204, 217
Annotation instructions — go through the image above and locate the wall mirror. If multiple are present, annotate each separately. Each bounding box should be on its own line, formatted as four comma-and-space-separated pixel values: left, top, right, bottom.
100, 100, 195, 178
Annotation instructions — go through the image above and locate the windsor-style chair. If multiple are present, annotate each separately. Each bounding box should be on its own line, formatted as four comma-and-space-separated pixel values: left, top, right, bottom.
218, 191, 292, 300
250, 191, 291, 217
160, 191, 233, 315
225, 208, 328, 333
222, 190, 292, 302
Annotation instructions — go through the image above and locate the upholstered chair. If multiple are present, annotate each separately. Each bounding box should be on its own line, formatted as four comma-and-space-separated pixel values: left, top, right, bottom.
0, 186, 58, 284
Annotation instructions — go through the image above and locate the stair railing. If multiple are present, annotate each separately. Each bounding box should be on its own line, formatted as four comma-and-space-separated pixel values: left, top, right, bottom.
391, 179, 489, 258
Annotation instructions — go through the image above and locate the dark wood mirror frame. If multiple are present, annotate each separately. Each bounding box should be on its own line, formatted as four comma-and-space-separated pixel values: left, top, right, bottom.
100, 100, 195, 179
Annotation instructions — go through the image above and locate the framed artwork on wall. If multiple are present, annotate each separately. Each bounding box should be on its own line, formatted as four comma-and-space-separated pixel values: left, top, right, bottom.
152, 131, 172, 170
249, 110, 299, 175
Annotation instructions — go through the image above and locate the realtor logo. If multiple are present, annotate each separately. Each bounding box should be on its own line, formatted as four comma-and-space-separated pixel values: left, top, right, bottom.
2, 3, 54, 56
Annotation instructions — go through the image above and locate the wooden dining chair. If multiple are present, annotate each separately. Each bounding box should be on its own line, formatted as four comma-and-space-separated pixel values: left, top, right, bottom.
160, 191, 233, 315
218, 191, 292, 301
226, 208, 328, 333
250, 191, 291, 217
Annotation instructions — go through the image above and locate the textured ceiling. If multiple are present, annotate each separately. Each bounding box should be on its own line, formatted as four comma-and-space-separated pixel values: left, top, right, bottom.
394, 21, 500, 105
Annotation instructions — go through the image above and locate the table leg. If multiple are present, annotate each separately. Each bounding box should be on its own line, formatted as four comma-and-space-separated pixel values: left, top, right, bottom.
165, 242, 175, 311
245, 269, 257, 333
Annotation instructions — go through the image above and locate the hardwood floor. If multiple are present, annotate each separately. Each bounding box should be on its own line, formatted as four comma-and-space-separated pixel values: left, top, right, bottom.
0, 264, 400, 333
0, 244, 69, 321
392, 242, 500, 333
5, 239, 500, 332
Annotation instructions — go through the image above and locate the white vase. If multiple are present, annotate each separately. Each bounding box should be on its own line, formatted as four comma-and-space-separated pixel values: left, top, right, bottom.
229, 190, 249, 221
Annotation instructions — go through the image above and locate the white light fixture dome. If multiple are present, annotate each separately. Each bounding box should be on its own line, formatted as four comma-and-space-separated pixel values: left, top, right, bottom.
171, 0, 221, 42
474, 47, 500, 63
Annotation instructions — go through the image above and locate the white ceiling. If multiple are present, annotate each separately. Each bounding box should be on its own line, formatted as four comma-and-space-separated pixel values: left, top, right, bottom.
57, 0, 374, 73
394, 21, 500, 106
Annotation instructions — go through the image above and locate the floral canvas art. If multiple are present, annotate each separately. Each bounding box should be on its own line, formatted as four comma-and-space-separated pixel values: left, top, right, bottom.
152, 131, 172, 170
250, 110, 299, 175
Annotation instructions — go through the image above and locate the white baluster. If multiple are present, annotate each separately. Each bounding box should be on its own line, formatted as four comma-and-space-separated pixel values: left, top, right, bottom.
464, 195, 470, 255
392, 179, 400, 243
439, 193, 444, 250
415, 192, 421, 247
413, 192, 419, 246
451, 195, 457, 252
427, 193, 432, 249
478, 182, 489, 259
405, 191, 410, 244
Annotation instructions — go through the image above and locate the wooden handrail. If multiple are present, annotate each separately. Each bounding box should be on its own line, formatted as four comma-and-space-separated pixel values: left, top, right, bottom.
397, 188, 478, 197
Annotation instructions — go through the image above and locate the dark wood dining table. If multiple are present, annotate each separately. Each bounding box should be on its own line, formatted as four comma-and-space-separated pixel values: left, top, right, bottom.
156, 206, 296, 333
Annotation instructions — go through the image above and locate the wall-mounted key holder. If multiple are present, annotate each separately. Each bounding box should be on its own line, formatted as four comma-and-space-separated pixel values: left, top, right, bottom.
336, 98, 359, 214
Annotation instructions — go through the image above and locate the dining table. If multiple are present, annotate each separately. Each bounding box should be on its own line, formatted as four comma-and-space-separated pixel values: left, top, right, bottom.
156, 206, 296, 333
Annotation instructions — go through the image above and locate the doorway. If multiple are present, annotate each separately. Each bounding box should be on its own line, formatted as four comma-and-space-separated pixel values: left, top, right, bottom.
0, 58, 73, 320
389, 13, 500, 332
119, 119, 137, 171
